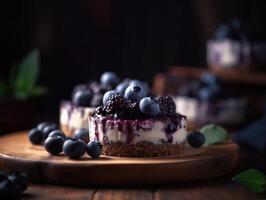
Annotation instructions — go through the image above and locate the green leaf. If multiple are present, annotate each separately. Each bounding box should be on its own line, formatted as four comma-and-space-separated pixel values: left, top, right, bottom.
0, 81, 8, 96
30, 86, 49, 96
13, 49, 40, 95
200, 124, 229, 146
233, 169, 266, 193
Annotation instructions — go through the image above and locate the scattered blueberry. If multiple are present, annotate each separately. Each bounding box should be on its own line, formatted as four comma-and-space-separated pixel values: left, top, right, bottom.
8, 171, 28, 192
139, 97, 160, 117
44, 136, 65, 155
63, 139, 86, 159
102, 90, 117, 105
48, 130, 66, 139
42, 125, 57, 139
0, 179, 21, 199
28, 128, 44, 145
0, 171, 7, 182
72, 89, 93, 107
187, 131, 206, 148
86, 141, 101, 159
36, 122, 49, 131
74, 128, 90, 144
124, 84, 147, 103
100, 72, 120, 89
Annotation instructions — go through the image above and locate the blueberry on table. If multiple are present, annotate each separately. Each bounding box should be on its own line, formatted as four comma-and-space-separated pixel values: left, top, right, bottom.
72, 89, 93, 107
36, 122, 49, 131
187, 131, 206, 148
100, 72, 120, 89
8, 171, 28, 192
44, 136, 65, 155
102, 90, 117, 105
0, 179, 21, 199
139, 97, 160, 117
124, 84, 147, 103
74, 128, 90, 144
86, 141, 101, 159
48, 130, 66, 139
28, 128, 44, 145
63, 139, 86, 159
42, 125, 57, 139
0, 171, 7, 182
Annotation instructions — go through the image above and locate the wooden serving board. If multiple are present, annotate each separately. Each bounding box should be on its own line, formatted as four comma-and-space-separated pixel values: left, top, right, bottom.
0, 131, 238, 186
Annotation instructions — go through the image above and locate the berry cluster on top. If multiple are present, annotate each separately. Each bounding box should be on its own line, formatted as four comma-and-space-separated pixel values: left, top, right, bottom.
95, 84, 177, 119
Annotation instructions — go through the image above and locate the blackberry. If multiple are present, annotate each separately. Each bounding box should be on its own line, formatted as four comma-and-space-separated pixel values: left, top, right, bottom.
104, 94, 126, 114
158, 96, 176, 116
95, 106, 106, 116
127, 101, 142, 118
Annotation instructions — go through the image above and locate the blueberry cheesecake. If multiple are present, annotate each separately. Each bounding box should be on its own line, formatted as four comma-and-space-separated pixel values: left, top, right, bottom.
89, 86, 187, 157
60, 72, 120, 136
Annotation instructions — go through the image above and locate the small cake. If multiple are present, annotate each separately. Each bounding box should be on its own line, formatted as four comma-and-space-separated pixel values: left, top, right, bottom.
89, 92, 188, 157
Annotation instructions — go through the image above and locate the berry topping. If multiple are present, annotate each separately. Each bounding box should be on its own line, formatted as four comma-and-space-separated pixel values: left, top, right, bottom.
187, 131, 205, 148
102, 90, 117, 105
115, 80, 130, 95
86, 141, 101, 159
95, 106, 106, 116
74, 128, 90, 143
28, 128, 44, 145
44, 135, 65, 155
90, 93, 103, 107
72, 89, 93, 107
124, 84, 147, 103
63, 139, 86, 159
158, 96, 176, 116
100, 72, 120, 89
104, 94, 126, 115
139, 97, 160, 117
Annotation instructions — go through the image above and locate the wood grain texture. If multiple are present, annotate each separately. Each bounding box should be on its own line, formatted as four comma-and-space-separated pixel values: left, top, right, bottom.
0, 132, 238, 187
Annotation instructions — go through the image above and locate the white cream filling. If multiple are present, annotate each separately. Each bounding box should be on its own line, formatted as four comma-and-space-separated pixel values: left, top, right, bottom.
89, 117, 187, 145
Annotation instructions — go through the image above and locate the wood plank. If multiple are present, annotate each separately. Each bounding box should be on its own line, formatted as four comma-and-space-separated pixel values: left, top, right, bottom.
93, 189, 153, 200
23, 184, 95, 200
155, 181, 265, 200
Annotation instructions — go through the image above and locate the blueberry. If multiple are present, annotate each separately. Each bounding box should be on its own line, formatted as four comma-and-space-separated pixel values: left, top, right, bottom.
36, 122, 49, 131
74, 128, 90, 144
129, 80, 149, 95
44, 136, 65, 155
86, 141, 101, 159
0, 179, 21, 199
48, 130, 66, 139
72, 89, 93, 107
0, 171, 7, 182
63, 139, 86, 159
187, 131, 205, 148
124, 84, 148, 103
198, 85, 220, 101
102, 90, 117, 105
8, 171, 28, 192
100, 72, 120, 89
200, 73, 219, 86
28, 128, 44, 145
115, 80, 130, 95
90, 93, 103, 107
42, 125, 57, 139
139, 97, 160, 117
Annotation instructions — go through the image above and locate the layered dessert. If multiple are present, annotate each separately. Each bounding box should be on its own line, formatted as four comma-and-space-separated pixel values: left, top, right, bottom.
174, 73, 247, 125
89, 88, 187, 157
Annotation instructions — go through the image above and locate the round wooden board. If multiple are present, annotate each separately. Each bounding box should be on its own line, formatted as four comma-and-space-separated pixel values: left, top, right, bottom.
0, 131, 238, 186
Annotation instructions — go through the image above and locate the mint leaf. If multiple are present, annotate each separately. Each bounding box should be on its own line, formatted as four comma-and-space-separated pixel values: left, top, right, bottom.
200, 124, 229, 146
233, 169, 266, 193
13, 49, 40, 96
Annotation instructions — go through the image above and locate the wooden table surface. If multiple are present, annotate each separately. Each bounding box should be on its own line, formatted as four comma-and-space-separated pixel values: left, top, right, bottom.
20, 147, 266, 200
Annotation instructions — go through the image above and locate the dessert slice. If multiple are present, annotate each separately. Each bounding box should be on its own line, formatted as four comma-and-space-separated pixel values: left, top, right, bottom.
89, 93, 187, 157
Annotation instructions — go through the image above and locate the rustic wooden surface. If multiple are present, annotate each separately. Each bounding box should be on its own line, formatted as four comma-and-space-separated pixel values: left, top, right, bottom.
0, 131, 238, 187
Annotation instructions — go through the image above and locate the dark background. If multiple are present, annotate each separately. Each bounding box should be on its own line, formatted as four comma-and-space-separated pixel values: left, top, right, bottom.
0, 0, 265, 115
